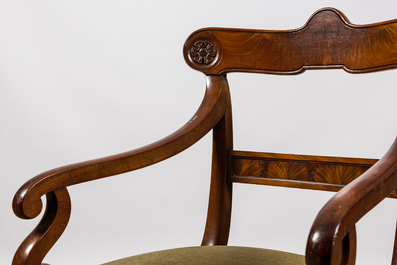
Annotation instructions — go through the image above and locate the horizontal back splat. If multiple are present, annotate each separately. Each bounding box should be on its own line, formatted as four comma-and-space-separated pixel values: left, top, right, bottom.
183, 8, 397, 75
230, 150, 397, 198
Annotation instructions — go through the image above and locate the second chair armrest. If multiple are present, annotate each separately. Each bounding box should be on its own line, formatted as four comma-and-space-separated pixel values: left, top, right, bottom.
306, 137, 397, 265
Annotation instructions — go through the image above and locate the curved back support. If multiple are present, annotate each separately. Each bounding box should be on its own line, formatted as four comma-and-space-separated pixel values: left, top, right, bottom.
183, 8, 397, 75
186, 8, 397, 264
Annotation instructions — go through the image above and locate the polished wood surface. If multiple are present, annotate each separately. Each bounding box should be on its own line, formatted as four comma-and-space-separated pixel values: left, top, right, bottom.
306, 138, 397, 265
230, 150, 397, 198
201, 75, 233, 246
184, 8, 397, 75
13, 7, 397, 265
13, 189, 70, 265
12, 75, 230, 264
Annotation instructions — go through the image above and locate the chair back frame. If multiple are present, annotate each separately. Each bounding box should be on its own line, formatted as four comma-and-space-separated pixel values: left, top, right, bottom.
12, 8, 397, 265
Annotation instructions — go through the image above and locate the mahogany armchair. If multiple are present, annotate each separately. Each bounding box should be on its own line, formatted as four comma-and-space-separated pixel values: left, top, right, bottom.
13, 8, 397, 265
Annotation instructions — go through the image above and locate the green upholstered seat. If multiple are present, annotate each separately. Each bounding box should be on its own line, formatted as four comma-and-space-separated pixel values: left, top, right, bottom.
102, 246, 305, 265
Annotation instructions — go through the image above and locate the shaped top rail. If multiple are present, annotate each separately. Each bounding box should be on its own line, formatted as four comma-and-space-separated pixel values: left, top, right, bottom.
183, 8, 397, 75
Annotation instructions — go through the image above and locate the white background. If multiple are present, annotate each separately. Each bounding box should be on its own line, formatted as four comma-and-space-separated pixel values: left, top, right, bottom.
2, 1, 397, 264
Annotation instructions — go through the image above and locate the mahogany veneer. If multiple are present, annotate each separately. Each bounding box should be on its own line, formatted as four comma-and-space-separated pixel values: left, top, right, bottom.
184, 9, 397, 74
12, 8, 397, 265
230, 151, 397, 198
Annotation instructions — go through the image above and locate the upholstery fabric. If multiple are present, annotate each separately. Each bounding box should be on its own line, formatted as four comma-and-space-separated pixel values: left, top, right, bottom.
102, 246, 306, 265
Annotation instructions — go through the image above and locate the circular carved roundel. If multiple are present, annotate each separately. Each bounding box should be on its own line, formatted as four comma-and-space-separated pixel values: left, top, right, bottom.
184, 33, 222, 72
190, 40, 217, 65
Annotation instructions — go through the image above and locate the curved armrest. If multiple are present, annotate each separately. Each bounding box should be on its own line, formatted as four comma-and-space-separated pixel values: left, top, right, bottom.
12, 75, 229, 265
306, 137, 397, 265
13, 75, 227, 219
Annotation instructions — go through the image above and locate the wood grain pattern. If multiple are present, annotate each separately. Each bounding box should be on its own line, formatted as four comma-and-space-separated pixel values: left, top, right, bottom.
184, 8, 397, 75
306, 137, 397, 265
12, 7, 397, 265
12, 75, 230, 264
201, 75, 233, 246
230, 150, 397, 199
12, 189, 71, 265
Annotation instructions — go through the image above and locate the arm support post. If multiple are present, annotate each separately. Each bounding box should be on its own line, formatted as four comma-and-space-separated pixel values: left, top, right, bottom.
306, 137, 397, 265
12, 75, 229, 265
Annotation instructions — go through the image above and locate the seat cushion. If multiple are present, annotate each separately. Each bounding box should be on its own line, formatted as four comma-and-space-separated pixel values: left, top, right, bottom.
102, 246, 305, 265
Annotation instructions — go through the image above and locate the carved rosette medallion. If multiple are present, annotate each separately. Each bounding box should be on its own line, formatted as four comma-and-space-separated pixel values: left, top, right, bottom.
190, 40, 217, 65
184, 33, 222, 72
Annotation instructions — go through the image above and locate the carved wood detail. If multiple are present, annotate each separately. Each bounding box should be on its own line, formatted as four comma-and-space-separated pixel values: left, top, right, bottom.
12, 188, 71, 265
184, 32, 223, 71
190, 40, 217, 65
11, 7, 397, 265
184, 8, 397, 74
12, 75, 230, 265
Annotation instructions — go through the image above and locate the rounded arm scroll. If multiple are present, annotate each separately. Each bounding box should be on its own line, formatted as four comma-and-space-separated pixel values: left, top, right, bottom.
12, 188, 71, 265
306, 137, 397, 265
12, 75, 230, 264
